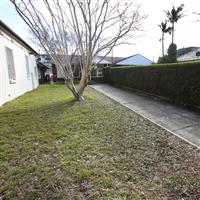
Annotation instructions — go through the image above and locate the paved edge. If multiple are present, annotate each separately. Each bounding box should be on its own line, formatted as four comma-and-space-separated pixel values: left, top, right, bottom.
90, 86, 200, 150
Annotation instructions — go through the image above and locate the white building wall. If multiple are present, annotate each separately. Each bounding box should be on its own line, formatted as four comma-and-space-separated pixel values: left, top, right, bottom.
0, 35, 3, 106
0, 31, 38, 106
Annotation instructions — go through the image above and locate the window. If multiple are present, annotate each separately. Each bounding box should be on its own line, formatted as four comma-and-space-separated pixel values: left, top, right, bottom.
97, 67, 103, 77
36, 57, 41, 62
5, 47, 16, 83
44, 55, 51, 61
25, 55, 30, 79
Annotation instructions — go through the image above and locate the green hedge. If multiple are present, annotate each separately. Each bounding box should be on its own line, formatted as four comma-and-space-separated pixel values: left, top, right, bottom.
103, 62, 200, 108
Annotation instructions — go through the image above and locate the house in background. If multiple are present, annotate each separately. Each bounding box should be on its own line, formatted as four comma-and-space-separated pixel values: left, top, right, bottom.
115, 54, 153, 66
56, 55, 81, 81
177, 47, 200, 62
104, 56, 125, 65
56, 55, 112, 81
36, 54, 58, 82
36, 53, 152, 82
90, 56, 111, 78
0, 20, 39, 106
37, 62, 49, 83
39, 54, 112, 81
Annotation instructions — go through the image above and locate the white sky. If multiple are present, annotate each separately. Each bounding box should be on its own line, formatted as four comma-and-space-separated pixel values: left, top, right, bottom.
1, 0, 200, 62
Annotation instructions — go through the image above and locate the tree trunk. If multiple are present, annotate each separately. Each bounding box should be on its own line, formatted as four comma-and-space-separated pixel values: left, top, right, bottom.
172, 22, 174, 44
78, 70, 89, 101
65, 79, 83, 102
162, 32, 164, 57
65, 66, 89, 102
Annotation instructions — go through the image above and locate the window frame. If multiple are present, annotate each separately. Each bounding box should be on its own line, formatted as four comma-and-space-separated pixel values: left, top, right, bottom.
5, 46, 16, 84
25, 55, 30, 79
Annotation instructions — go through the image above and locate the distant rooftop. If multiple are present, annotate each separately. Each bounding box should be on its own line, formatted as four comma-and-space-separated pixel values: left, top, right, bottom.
37, 54, 125, 65
177, 47, 200, 57
115, 54, 153, 65
178, 47, 200, 62
100, 56, 125, 64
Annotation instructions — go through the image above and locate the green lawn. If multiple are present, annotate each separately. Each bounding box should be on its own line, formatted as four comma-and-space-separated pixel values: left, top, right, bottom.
0, 84, 199, 200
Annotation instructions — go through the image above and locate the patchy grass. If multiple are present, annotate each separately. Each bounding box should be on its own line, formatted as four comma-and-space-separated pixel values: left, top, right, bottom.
0, 84, 199, 200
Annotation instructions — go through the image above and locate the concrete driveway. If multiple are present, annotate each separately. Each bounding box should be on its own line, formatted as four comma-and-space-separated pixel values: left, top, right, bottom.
90, 84, 200, 149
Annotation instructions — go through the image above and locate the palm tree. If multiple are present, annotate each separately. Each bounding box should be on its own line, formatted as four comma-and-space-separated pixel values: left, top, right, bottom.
159, 21, 171, 57
165, 4, 184, 44
193, 12, 200, 22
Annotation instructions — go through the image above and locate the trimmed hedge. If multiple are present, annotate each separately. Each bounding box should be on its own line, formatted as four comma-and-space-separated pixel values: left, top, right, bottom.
103, 62, 200, 108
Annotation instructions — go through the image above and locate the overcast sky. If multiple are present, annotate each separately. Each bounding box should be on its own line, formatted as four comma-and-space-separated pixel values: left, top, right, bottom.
1, 0, 200, 62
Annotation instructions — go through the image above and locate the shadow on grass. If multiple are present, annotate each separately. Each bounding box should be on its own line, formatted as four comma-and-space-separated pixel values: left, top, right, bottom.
1, 98, 77, 117
0, 98, 83, 142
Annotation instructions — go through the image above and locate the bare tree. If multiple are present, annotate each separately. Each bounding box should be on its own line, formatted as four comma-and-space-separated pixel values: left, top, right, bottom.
11, 0, 145, 101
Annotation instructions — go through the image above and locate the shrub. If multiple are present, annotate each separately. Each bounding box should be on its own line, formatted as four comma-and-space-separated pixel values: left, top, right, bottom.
168, 43, 177, 63
157, 55, 169, 63
103, 62, 200, 108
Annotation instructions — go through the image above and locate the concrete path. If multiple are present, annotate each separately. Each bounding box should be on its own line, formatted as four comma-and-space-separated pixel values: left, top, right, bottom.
90, 84, 200, 148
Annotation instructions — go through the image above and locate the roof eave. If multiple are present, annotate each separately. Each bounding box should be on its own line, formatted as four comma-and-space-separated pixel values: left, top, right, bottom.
0, 20, 38, 55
